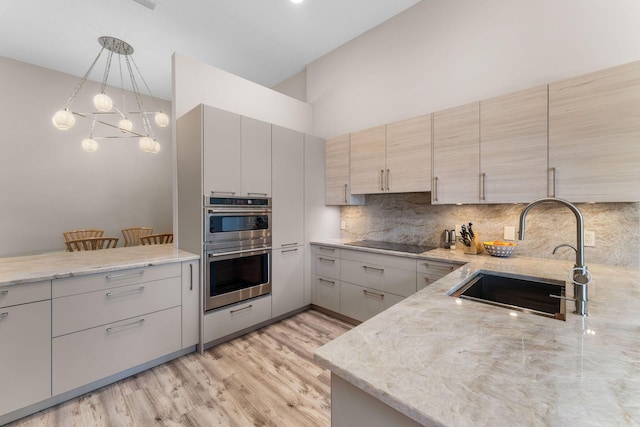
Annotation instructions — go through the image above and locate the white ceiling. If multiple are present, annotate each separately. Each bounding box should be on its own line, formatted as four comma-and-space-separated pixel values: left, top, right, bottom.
0, 0, 421, 100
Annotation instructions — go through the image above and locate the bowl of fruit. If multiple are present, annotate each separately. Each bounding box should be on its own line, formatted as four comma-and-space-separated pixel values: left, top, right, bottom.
483, 240, 517, 257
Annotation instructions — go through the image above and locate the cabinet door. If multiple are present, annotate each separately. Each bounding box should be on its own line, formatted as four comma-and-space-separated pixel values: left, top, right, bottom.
272, 247, 305, 318
241, 116, 271, 197
350, 126, 386, 194
203, 105, 241, 196
433, 102, 480, 204
312, 275, 341, 313
386, 114, 432, 193
549, 61, 640, 202
272, 125, 304, 249
480, 86, 548, 203
340, 282, 404, 323
325, 135, 364, 205
182, 260, 200, 349
0, 300, 51, 416
203, 295, 272, 343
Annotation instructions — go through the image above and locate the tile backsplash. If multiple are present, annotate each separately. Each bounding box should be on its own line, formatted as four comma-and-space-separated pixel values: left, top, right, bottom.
340, 193, 640, 268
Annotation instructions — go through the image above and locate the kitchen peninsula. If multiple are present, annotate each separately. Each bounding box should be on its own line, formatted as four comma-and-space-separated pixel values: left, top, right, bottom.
313, 242, 640, 426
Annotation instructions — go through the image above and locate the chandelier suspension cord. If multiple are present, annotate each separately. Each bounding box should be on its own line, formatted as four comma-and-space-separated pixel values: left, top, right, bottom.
130, 55, 163, 112
62, 46, 106, 109
99, 49, 115, 94
118, 54, 128, 119
125, 54, 154, 139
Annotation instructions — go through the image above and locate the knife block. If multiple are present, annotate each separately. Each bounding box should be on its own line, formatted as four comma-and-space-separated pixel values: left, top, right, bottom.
464, 234, 483, 255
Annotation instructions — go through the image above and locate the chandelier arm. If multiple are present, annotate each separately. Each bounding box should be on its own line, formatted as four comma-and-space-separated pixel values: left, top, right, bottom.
73, 112, 146, 138
63, 46, 106, 109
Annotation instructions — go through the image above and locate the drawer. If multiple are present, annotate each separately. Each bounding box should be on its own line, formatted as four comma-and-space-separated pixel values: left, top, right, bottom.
417, 260, 462, 290
312, 245, 341, 258
312, 275, 341, 313
0, 280, 51, 309
339, 282, 404, 323
53, 263, 181, 298
53, 277, 181, 337
341, 259, 417, 297
52, 306, 181, 395
340, 249, 417, 270
203, 295, 272, 343
314, 254, 341, 280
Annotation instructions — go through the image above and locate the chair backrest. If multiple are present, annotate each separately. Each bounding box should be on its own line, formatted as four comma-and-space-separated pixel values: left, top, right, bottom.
65, 237, 119, 252
63, 229, 104, 242
121, 227, 153, 247
139, 233, 174, 245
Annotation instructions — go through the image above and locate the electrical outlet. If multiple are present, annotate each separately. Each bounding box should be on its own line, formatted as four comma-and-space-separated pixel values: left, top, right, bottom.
584, 230, 595, 247
503, 226, 516, 241
340, 220, 346, 230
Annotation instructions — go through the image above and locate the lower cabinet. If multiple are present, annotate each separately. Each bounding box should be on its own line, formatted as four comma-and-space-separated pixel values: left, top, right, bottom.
272, 246, 305, 318
182, 260, 200, 349
417, 259, 463, 290
340, 282, 405, 323
312, 275, 341, 313
0, 297, 51, 416
203, 294, 272, 343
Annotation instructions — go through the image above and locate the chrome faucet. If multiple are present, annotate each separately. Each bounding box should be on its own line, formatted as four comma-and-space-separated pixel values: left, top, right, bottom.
518, 198, 590, 316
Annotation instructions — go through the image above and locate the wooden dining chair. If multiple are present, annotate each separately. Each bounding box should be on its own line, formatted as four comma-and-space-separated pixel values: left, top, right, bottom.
121, 227, 153, 247
139, 233, 174, 245
65, 237, 119, 252
63, 229, 104, 242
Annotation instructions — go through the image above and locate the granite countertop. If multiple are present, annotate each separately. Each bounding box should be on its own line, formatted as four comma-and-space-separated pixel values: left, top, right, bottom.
312, 240, 640, 426
0, 245, 200, 286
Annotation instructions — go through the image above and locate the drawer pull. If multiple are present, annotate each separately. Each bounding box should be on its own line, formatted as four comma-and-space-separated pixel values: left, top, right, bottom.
318, 278, 336, 286
230, 304, 253, 314
363, 290, 384, 299
0, 312, 8, 318
106, 318, 145, 333
282, 248, 299, 254
106, 286, 145, 298
319, 247, 335, 253
106, 270, 144, 280
363, 265, 384, 273
282, 242, 299, 247
318, 257, 336, 263
0, 290, 8, 296
247, 192, 268, 197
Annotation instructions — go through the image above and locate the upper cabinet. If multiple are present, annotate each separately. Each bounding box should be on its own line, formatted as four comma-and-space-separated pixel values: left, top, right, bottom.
549, 61, 640, 202
432, 102, 480, 204
241, 116, 272, 197
350, 116, 431, 195
325, 134, 364, 205
480, 85, 549, 203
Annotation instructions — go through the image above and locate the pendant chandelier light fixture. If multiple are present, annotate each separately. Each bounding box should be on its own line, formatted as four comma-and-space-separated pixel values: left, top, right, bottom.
51, 36, 169, 153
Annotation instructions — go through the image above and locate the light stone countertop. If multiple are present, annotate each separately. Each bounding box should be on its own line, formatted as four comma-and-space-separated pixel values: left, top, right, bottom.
312, 240, 640, 426
0, 245, 200, 286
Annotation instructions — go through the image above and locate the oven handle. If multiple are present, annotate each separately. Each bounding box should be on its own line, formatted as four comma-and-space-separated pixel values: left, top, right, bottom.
207, 247, 272, 258
206, 208, 271, 214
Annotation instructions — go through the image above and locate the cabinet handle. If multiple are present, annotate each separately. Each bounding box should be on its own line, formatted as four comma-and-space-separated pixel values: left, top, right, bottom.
344, 184, 348, 203
319, 247, 335, 253
230, 304, 253, 314
106, 270, 144, 280
282, 242, 298, 247
318, 278, 336, 286
363, 265, 384, 273
106, 318, 145, 333
0, 290, 8, 296
106, 286, 145, 298
386, 169, 390, 191
247, 192, 268, 197
282, 248, 299, 254
380, 169, 385, 191
211, 190, 236, 195
318, 257, 335, 263
363, 289, 384, 299
549, 167, 556, 197
480, 172, 486, 201
0, 312, 8, 318
434, 176, 438, 202
189, 263, 194, 291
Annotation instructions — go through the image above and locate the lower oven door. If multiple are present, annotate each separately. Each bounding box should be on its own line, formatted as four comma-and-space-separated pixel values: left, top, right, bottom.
205, 247, 271, 312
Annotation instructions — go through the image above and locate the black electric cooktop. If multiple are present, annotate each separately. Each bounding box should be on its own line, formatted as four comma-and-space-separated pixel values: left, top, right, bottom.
344, 240, 435, 254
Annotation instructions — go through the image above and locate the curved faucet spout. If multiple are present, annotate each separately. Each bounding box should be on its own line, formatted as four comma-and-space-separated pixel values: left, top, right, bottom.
518, 197, 589, 316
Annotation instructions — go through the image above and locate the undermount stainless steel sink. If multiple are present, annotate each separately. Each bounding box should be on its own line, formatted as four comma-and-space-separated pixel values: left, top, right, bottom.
449, 273, 567, 320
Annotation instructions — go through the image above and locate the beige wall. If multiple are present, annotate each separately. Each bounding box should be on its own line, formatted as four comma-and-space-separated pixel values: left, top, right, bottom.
0, 56, 173, 257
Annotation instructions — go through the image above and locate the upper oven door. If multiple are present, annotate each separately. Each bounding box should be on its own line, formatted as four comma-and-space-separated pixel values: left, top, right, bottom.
204, 209, 271, 246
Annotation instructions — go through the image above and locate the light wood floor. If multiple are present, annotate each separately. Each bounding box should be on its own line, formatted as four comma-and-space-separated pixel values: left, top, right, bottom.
8, 309, 353, 427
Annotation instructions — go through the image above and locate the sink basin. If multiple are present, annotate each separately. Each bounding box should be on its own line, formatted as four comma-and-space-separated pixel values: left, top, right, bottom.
449, 273, 566, 320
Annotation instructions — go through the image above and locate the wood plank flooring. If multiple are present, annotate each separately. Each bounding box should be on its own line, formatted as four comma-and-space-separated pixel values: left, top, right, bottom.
7, 309, 353, 427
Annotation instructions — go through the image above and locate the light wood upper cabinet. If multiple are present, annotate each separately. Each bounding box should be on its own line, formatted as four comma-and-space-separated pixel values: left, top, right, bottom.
432, 102, 480, 204
386, 114, 431, 193
480, 85, 549, 203
325, 134, 364, 205
350, 126, 386, 194
549, 61, 640, 202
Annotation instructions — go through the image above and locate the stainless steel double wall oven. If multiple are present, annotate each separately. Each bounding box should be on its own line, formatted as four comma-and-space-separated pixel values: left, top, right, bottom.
203, 196, 272, 311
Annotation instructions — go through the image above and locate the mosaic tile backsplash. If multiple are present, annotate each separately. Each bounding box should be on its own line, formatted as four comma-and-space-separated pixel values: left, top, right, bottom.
340, 193, 640, 268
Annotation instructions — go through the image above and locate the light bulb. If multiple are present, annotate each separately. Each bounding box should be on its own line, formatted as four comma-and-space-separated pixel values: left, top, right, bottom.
93, 93, 113, 112
52, 110, 76, 130
154, 112, 170, 127
118, 118, 134, 132
291, 0, 303, 3
82, 138, 98, 152
139, 136, 156, 153
151, 141, 161, 154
